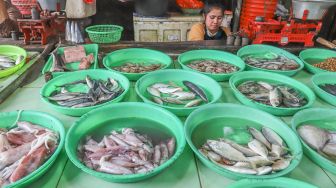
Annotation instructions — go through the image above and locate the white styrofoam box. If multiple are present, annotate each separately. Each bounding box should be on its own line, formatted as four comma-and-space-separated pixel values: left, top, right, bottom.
134, 12, 202, 42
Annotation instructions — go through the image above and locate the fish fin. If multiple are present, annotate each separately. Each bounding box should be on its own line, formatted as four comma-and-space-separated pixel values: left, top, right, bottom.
249, 161, 257, 171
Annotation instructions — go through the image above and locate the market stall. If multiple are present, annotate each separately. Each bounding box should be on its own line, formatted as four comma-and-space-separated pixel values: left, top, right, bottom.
0, 0, 336, 187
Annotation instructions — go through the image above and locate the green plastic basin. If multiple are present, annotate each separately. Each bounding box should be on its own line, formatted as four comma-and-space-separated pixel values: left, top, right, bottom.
311, 72, 336, 106
299, 48, 336, 74
42, 44, 99, 78
103, 48, 173, 81
0, 110, 65, 188
177, 49, 245, 81
237, 44, 304, 76
65, 102, 186, 183
40, 69, 130, 116
185, 103, 302, 180
227, 177, 318, 188
229, 71, 315, 116
292, 108, 336, 174
135, 69, 222, 116
0, 45, 27, 78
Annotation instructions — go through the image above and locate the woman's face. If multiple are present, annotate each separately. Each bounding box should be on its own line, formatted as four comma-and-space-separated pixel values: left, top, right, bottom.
204, 8, 223, 32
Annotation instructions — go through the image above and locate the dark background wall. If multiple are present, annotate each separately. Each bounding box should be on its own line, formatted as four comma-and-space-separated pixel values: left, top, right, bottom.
91, 0, 234, 41
91, 0, 181, 40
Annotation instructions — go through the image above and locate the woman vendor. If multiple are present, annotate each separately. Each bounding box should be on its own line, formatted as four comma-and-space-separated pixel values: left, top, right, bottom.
188, 1, 231, 41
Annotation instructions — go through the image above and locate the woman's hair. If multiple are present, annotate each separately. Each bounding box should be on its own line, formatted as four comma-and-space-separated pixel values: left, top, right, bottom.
202, 0, 224, 15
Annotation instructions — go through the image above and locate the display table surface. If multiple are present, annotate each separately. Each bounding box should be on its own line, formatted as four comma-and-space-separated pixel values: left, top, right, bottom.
1, 59, 336, 187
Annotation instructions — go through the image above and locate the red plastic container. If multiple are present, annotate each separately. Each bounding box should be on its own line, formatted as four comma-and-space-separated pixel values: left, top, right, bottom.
240, 0, 278, 30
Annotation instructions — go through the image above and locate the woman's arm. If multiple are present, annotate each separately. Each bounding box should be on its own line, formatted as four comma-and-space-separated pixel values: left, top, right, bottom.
188, 23, 205, 41
222, 27, 231, 36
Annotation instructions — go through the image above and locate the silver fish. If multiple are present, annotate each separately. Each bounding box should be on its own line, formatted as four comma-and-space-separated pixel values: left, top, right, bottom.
233, 162, 252, 168
270, 144, 286, 158
207, 140, 248, 162
171, 91, 196, 100
257, 81, 273, 91
269, 87, 282, 107
15, 55, 24, 65
272, 159, 290, 172
248, 139, 269, 159
248, 127, 271, 150
297, 125, 330, 151
246, 156, 274, 167
151, 83, 170, 89
214, 161, 257, 174
322, 143, 336, 158
221, 138, 258, 157
161, 97, 184, 104
257, 166, 273, 175
184, 99, 202, 107
262, 127, 285, 147
206, 150, 222, 162
152, 97, 163, 105
147, 87, 161, 98
157, 87, 183, 94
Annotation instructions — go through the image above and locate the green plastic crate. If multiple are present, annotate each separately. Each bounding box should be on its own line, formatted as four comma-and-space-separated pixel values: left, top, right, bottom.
42, 44, 99, 78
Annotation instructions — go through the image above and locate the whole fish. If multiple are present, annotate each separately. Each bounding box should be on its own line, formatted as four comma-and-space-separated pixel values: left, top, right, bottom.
271, 159, 290, 172
248, 139, 269, 159
152, 97, 163, 105
257, 166, 273, 175
147, 87, 161, 98
322, 143, 336, 159
221, 138, 258, 157
184, 99, 202, 108
297, 125, 330, 151
207, 140, 248, 162
171, 91, 195, 100
269, 88, 282, 107
213, 161, 257, 174
262, 127, 285, 147
248, 127, 271, 150
183, 81, 208, 102
161, 97, 184, 104
157, 87, 183, 94
0, 56, 15, 63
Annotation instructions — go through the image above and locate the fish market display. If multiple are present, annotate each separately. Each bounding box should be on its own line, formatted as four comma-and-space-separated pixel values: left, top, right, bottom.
298, 125, 336, 162
112, 62, 163, 73
187, 59, 239, 74
242, 53, 299, 71
50, 45, 94, 72
0, 121, 59, 187
46, 76, 124, 108
147, 81, 208, 107
313, 57, 336, 72
237, 81, 307, 108
0, 54, 24, 70
319, 84, 336, 96
78, 128, 176, 175
199, 126, 292, 175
